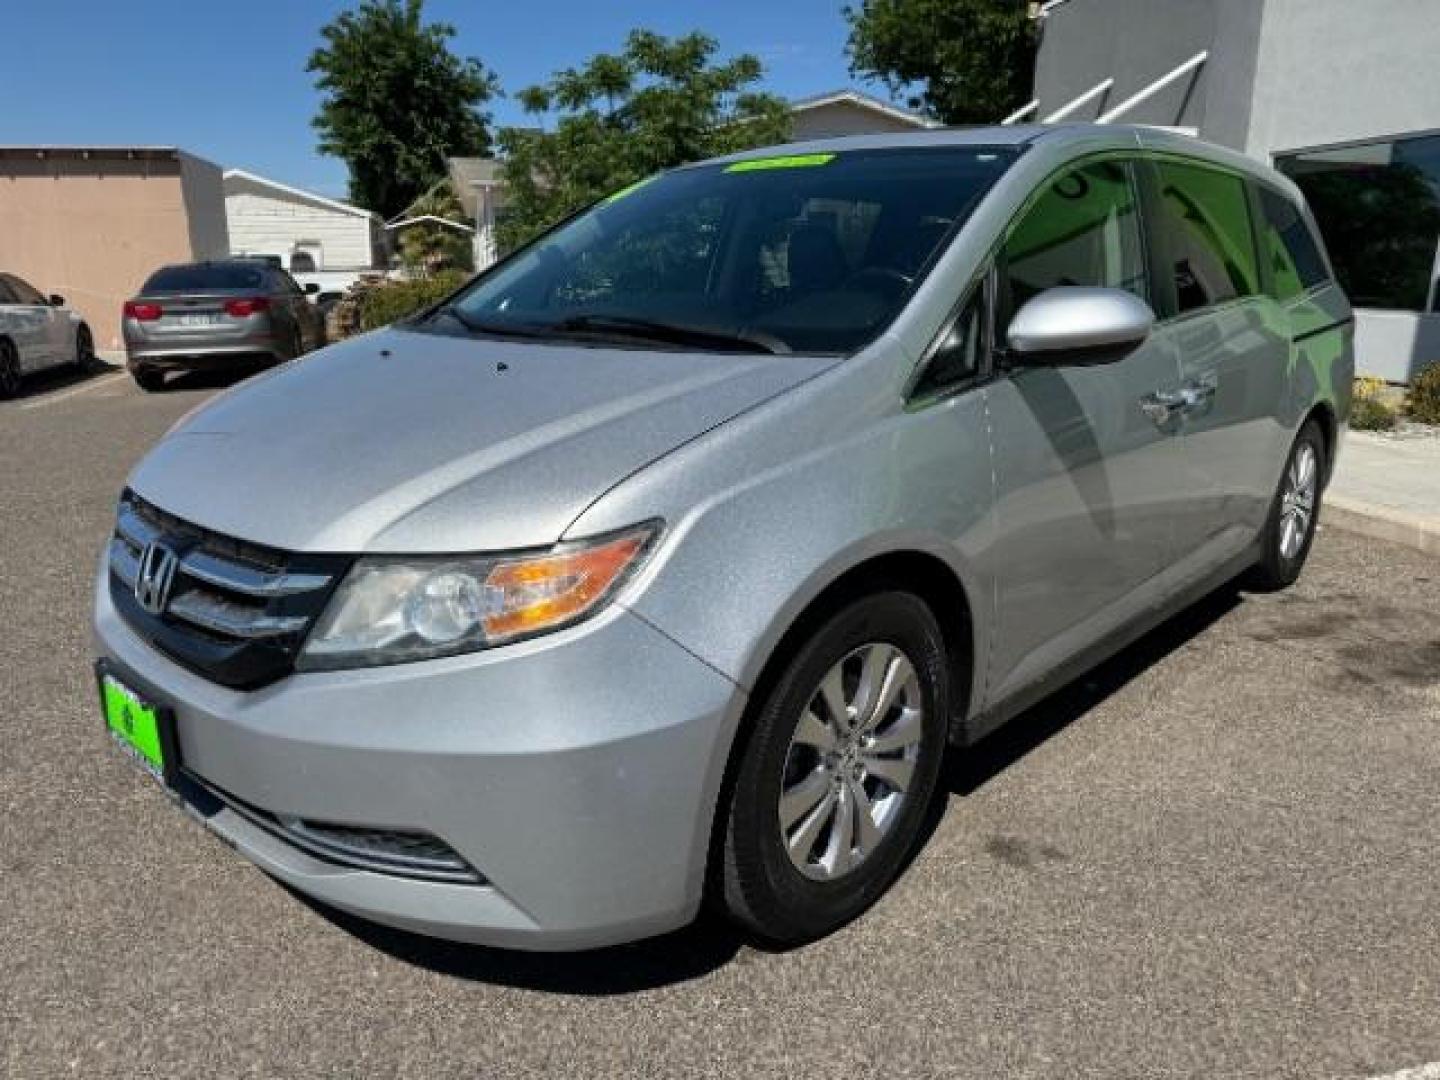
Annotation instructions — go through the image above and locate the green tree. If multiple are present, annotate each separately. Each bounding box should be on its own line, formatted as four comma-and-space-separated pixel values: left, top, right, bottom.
844, 0, 1037, 126
396, 186, 475, 274
497, 31, 791, 252
309, 0, 499, 218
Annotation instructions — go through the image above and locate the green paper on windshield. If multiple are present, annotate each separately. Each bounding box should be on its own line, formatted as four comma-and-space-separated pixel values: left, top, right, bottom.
724, 153, 837, 173
603, 175, 659, 204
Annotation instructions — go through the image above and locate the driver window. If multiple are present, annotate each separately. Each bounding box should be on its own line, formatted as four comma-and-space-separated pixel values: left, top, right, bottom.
1000, 159, 1147, 323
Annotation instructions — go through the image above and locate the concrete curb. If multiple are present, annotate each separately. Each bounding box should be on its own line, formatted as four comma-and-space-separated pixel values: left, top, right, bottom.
1325, 494, 1440, 556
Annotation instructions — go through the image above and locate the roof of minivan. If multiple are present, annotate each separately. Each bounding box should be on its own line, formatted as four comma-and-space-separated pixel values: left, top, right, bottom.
701, 123, 1300, 199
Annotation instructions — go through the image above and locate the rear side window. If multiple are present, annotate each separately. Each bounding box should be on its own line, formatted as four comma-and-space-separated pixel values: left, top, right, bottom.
1153, 161, 1260, 314
1256, 186, 1330, 300
1001, 158, 1148, 319
143, 264, 267, 291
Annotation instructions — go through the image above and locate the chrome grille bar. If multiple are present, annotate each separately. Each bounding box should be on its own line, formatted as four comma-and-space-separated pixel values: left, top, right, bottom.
178, 549, 331, 599
115, 503, 159, 551
166, 590, 309, 639
109, 538, 140, 590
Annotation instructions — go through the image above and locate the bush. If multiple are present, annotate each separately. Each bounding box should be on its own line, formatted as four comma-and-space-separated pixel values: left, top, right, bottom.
1350, 394, 1398, 432
356, 271, 469, 332
1406, 361, 1440, 425
1353, 375, 1388, 402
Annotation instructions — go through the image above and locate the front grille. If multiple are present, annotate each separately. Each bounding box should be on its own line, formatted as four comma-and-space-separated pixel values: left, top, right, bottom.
177, 771, 483, 884
108, 491, 352, 688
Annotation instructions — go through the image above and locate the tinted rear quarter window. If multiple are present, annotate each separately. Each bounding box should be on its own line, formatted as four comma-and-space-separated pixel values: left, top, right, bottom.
143, 264, 268, 292
1256, 186, 1331, 300
1153, 161, 1260, 314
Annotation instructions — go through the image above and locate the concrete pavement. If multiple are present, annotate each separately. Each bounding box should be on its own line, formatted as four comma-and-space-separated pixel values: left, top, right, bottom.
1329, 428, 1440, 555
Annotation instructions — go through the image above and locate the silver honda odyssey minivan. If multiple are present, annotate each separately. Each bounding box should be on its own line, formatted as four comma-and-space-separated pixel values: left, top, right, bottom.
94, 126, 1352, 950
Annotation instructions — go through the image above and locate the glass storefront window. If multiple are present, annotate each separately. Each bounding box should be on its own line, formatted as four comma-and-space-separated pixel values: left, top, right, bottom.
1277, 133, 1440, 312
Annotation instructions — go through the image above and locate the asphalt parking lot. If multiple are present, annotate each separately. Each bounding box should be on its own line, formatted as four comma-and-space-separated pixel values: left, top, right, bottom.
3, 363, 1438, 1079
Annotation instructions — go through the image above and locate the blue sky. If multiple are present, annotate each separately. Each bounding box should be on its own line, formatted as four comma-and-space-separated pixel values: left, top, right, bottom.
0, 0, 875, 200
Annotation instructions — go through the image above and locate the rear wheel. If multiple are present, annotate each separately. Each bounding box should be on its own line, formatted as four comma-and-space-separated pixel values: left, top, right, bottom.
74, 324, 97, 372
132, 369, 166, 392
719, 591, 951, 945
1245, 419, 1325, 592
0, 339, 21, 399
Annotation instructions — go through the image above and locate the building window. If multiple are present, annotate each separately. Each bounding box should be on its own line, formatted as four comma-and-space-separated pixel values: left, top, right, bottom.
1277, 133, 1440, 312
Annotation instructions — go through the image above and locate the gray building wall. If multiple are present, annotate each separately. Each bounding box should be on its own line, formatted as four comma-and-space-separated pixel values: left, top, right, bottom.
1032, 0, 1440, 156
1245, 0, 1440, 158
1033, 0, 1229, 129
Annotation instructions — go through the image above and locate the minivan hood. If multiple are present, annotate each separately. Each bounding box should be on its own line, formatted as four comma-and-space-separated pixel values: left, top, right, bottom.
129, 328, 836, 553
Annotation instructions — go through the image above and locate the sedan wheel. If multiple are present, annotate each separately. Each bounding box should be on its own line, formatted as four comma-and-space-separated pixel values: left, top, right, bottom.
0, 341, 21, 399
75, 325, 97, 372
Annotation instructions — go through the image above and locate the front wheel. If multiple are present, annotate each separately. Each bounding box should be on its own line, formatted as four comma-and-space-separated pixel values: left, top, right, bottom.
719, 591, 951, 945
1245, 419, 1325, 592
132, 369, 166, 392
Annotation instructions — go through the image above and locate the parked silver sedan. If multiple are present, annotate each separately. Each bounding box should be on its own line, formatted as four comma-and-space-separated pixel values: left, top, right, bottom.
0, 272, 97, 398
122, 260, 325, 391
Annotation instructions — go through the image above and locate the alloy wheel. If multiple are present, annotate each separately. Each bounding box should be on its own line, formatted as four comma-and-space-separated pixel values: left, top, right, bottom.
1279, 441, 1318, 559
778, 642, 925, 881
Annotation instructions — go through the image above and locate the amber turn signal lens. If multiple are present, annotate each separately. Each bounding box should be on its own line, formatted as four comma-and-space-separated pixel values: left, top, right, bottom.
481, 530, 652, 641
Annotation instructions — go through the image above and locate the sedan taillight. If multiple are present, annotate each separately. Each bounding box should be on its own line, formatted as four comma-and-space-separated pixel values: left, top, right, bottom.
123, 301, 162, 321
223, 297, 271, 318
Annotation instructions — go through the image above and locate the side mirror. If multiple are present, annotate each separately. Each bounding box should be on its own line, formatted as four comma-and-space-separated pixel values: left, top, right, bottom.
1006, 286, 1154, 366
304, 283, 321, 295
49, 294, 66, 307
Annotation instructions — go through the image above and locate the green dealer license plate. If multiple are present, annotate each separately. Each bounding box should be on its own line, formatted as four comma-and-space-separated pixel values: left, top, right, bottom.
99, 666, 175, 783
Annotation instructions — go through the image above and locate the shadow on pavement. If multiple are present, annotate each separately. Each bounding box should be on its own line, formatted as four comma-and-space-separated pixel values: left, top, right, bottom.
8, 358, 121, 400
291, 888, 746, 995
293, 581, 1247, 992
946, 582, 1244, 796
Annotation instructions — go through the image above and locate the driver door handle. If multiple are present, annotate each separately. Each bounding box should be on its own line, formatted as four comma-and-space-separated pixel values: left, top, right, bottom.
1140, 379, 1216, 424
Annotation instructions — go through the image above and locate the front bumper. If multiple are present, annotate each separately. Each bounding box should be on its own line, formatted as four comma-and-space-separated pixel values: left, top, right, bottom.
94, 571, 744, 950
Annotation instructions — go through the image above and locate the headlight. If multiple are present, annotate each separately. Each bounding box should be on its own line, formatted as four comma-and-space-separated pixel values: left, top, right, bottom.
297, 522, 660, 670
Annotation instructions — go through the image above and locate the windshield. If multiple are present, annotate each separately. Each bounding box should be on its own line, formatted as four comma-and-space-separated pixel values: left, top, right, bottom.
440, 147, 1017, 355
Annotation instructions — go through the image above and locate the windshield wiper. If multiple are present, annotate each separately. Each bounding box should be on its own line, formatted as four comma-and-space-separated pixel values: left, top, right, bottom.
435, 304, 552, 340
547, 314, 789, 355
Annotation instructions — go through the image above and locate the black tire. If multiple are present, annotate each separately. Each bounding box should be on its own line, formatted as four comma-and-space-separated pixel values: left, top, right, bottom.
132, 369, 166, 392
74, 324, 97, 372
0, 339, 21, 399
719, 591, 951, 946
1245, 419, 1326, 592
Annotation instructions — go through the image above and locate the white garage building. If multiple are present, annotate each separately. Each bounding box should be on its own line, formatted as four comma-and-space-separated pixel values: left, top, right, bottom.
223, 169, 383, 274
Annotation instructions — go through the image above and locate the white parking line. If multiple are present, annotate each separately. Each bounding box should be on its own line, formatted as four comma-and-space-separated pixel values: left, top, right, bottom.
1369, 1064, 1440, 1080
19, 372, 126, 410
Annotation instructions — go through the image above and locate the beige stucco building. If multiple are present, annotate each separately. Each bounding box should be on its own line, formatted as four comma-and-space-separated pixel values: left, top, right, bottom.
0, 146, 228, 351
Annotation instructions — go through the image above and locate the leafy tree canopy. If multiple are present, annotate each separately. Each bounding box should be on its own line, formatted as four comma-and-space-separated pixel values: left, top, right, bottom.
844, 0, 1036, 126
496, 31, 791, 252
309, 0, 498, 218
